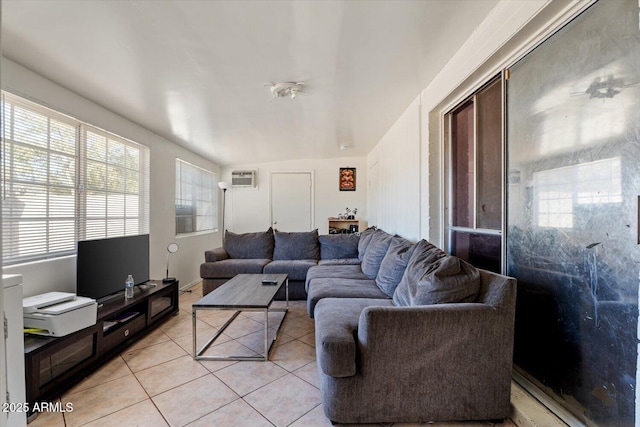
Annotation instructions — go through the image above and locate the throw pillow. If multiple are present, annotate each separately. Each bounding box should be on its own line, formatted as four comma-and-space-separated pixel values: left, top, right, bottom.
319, 234, 359, 259
393, 241, 480, 306
223, 227, 275, 259
273, 229, 320, 260
375, 236, 416, 297
401, 239, 448, 285
357, 227, 377, 261
361, 229, 394, 279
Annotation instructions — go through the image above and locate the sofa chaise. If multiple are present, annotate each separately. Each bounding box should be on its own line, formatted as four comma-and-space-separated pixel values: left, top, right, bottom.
306, 228, 517, 424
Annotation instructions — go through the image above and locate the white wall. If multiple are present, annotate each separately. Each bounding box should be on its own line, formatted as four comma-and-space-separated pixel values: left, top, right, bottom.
1, 58, 221, 296
221, 157, 367, 236
367, 0, 586, 248
367, 97, 421, 242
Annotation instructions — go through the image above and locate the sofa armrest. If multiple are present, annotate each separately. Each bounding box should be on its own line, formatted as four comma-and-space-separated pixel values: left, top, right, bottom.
357, 304, 515, 402
205, 247, 229, 262
315, 298, 384, 378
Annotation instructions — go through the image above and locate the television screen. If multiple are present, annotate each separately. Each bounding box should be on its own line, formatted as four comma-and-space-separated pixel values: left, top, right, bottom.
77, 234, 150, 301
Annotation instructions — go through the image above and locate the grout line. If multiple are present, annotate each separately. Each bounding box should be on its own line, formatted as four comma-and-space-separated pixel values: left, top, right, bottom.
285, 402, 323, 426
127, 365, 173, 427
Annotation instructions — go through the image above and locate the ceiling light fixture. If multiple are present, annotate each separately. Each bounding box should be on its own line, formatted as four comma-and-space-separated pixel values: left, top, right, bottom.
269, 82, 306, 99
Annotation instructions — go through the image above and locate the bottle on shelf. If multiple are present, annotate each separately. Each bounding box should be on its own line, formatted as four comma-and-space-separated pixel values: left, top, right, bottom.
125, 275, 135, 299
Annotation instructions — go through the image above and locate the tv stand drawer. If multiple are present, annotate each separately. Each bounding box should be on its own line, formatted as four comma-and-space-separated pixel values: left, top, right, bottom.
101, 314, 146, 350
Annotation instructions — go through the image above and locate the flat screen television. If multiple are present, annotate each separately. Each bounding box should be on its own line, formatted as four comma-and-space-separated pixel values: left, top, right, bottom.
77, 234, 150, 301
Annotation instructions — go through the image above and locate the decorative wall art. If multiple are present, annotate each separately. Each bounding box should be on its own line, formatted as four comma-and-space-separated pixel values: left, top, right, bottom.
339, 167, 356, 191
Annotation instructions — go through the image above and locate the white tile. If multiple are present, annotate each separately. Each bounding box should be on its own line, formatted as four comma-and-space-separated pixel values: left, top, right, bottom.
185, 399, 272, 427
81, 399, 168, 427
271, 339, 316, 372
61, 375, 148, 427
244, 374, 321, 427
152, 374, 239, 426
293, 360, 319, 388
135, 355, 210, 396
215, 361, 287, 396
122, 340, 187, 372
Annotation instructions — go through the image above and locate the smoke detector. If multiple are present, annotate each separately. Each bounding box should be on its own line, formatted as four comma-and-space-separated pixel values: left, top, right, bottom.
269, 82, 306, 99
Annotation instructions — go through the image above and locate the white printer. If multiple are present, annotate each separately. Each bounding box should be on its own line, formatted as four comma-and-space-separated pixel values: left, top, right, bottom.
23, 292, 97, 337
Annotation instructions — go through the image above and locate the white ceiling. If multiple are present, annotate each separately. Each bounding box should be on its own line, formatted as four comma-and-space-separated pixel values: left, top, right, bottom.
2, 0, 498, 166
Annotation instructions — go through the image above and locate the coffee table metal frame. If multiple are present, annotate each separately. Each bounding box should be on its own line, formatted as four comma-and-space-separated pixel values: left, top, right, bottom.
192, 274, 288, 361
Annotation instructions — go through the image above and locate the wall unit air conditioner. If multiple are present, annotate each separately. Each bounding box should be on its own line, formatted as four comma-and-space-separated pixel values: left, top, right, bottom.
231, 170, 256, 187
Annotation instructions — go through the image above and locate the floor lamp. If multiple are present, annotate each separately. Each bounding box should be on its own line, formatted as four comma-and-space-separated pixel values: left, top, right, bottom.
218, 181, 229, 244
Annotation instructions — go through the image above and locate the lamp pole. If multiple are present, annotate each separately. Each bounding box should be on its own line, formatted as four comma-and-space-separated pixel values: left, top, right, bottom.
218, 181, 229, 244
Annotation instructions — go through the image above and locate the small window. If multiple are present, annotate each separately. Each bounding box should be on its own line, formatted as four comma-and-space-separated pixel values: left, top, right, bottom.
175, 159, 218, 234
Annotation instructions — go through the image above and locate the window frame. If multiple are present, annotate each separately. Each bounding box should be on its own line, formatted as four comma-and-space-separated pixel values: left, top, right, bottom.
174, 158, 218, 236
443, 74, 506, 273
1, 92, 150, 266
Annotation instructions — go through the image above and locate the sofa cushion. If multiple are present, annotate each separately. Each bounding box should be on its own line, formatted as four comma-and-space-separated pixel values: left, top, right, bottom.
223, 228, 274, 259
361, 230, 393, 279
305, 264, 369, 292
315, 298, 394, 378
401, 239, 448, 284
318, 258, 361, 266
307, 278, 388, 317
263, 259, 318, 281
357, 227, 377, 261
273, 230, 320, 260
392, 240, 480, 306
319, 234, 359, 259
375, 236, 416, 297
200, 258, 271, 279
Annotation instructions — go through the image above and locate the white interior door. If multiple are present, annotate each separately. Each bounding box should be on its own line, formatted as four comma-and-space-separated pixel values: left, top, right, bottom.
270, 172, 313, 231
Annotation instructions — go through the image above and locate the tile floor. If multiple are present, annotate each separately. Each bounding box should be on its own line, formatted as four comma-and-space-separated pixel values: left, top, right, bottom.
30, 282, 518, 427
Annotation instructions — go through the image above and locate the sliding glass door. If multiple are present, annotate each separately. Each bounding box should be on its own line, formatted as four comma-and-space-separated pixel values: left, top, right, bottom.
506, 0, 640, 424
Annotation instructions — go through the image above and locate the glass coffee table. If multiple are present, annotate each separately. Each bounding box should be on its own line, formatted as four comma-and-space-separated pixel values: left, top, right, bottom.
192, 273, 288, 361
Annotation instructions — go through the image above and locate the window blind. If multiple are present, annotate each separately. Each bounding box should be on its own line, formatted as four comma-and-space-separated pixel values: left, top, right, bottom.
175, 159, 217, 234
1, 92, 150, 265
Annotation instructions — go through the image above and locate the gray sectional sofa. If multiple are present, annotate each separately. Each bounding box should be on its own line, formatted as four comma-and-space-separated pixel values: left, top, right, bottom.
200, 227, 517, 424
199, 228, 360, 299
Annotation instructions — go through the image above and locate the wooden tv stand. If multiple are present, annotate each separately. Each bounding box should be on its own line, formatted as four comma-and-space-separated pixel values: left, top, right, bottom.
23, 279, 179, 415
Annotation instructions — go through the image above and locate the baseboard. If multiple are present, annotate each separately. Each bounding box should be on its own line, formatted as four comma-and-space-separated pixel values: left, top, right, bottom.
179, 279, 202, 292
510, 379, 572, 427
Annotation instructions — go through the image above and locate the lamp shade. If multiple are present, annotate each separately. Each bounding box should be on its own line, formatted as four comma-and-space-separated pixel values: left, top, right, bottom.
218, 181, 229, 190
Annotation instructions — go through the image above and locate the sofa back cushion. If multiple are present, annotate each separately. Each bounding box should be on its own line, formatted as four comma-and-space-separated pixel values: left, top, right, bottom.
319, 234, 359, 260
357, 227, 377, 261
392, 239, 480, 306
224, 227, 275, 259
361, 229, 393, 279
375, 236, 415, 297
273, 229, 320, 260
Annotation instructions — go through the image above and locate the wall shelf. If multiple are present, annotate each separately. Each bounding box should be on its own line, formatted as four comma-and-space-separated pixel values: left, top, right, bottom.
328, 219, 366, 234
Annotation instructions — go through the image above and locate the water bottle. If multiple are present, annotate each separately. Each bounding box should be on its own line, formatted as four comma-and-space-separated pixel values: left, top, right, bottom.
125, 275, 135, 299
